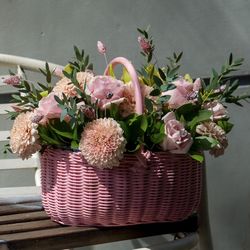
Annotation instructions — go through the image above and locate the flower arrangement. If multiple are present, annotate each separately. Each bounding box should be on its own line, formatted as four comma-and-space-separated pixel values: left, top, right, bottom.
5, 28, 250, 168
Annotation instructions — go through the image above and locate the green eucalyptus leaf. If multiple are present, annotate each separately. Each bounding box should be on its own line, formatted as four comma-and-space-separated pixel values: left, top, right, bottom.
127, 143, 141, 153
11, 94, 22, 101
108, 64, 116, 77
74, 46, 82, 61
147, 51, 152, 63
158, 95, 170, 104
176, 52, 183, 63
54, 95, 63, 105
45, 62, 52, 83
150, 132, 165, 144
176, 103, 198, 118
150, 88, 161, 96
121, 67, 132, 83
188, 110, 213, 129
71, 140, 79, 150
160, 84, 176, 92
153, 75, 163, 87
194, 136, 219, 150
39, 128, 61, 145
144, 97, 153, 113
140, 115, 148, 132
49, 125, 73, 139
189, 153, 204, 163
60, 108, 68, 122
217, 120, 233, 133
158, 68, 166, 81
229, 53, 233, 65
118, 121, 130, 139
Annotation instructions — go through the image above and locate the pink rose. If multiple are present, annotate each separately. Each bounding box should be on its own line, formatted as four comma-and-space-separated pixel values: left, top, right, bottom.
162, 78, 201, 109
203, 101, 228, 121
36, 93, 62, 125
87, 76, 125, 108
161, 112, 193, 154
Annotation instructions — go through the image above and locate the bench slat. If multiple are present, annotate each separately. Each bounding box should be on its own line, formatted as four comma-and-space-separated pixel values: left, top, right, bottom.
0, 158, 38, 170
0, 202, 43, 216
0, 131, 9, 141
0, 211, 47, 225
0, 186, 40, 205
0, 197, 198, 250
0, 103, 14, 115
0, 219, 60, 235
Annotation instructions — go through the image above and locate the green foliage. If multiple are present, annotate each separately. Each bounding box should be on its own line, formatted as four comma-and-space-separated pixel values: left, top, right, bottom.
201, 54, 250, 106
188, 110, 213, 130
194, 136, 219, 150
4, 29, 249, 164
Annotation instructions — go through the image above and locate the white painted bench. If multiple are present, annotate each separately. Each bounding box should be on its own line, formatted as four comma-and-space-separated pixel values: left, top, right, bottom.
0, 54, 62, 190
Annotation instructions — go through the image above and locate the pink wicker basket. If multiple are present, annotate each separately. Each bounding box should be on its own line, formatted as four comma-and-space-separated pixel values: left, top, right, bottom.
40, 57, 202, 226
41, 148, 202, 226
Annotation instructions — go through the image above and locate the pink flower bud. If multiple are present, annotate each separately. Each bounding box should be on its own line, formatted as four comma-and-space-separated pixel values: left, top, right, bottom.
97, 41, 106, 54
3, 75, 21, 86
138, 36, 152, 54
54, 67, 64, 77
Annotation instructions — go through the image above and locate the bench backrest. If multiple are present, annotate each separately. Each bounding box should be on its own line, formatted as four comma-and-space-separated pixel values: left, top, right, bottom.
0, 54, 63, 188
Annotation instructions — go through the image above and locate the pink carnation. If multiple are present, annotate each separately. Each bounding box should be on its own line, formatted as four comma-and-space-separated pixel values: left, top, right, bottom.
162, 78, 201, 109
161, 112, 193, 154
87, 76, 125, 108
119, 81, 153, 117
203, 101, 228, 121
10, 112, 41, 159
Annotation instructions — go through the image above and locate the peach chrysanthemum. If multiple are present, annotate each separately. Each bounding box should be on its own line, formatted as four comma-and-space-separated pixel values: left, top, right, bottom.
79, 118, 126, 169
196, 121, 228, 157
10, 112, 41, 159
53, 71, 94, 97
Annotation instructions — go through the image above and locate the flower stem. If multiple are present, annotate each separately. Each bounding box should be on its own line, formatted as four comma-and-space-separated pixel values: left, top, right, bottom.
104, 53, 108, 66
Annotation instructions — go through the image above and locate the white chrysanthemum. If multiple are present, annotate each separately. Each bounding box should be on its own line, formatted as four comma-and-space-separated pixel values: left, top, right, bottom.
10, 112, 41, 159
79, 118, 126, 169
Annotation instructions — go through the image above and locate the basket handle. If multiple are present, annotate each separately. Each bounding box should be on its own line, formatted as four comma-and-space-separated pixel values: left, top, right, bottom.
104, 57, 143, 115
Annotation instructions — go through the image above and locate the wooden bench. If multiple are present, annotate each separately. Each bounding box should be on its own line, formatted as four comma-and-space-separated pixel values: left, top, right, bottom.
0, 188, 199, 250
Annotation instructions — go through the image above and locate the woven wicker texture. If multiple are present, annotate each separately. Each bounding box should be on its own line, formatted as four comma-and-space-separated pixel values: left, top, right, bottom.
41, 148, 202, 226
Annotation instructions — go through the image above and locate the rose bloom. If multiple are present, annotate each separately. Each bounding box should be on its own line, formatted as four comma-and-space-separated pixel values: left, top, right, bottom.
203, 101, 228, 121
162, 77, 201, 109
87, 76, 125, 108
161, 111, 193, 154
35, 93, 62, 125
